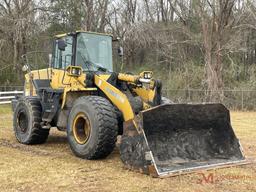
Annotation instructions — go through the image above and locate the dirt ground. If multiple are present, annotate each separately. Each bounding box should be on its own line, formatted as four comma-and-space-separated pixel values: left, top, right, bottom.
0, 105, 255, 192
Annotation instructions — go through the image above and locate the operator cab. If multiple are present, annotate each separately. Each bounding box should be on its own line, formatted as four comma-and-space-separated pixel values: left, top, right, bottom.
52, 32, 113, 72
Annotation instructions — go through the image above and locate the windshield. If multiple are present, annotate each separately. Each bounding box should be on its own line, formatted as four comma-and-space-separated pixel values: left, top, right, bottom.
75, 33, 113, 72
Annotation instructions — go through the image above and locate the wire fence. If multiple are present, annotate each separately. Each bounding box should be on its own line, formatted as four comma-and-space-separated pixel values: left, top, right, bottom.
162, 89, 256, 111
0, 86, 23, 92
0, 86, 255, 110
0, 91, 23, 104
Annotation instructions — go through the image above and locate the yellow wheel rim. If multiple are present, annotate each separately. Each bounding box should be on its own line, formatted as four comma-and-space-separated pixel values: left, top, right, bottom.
72, 112, 91, 144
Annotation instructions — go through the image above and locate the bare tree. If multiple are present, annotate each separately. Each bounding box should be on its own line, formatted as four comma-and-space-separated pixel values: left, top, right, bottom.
195, 0, 236, 101
82, 0, 109, 32
0, 0, 38, 80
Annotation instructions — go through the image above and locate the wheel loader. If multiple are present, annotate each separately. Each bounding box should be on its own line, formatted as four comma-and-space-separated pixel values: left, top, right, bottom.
12, 31, 247, 177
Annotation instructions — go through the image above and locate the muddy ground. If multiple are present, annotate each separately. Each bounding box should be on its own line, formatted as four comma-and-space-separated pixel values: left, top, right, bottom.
0, 105, 255, 192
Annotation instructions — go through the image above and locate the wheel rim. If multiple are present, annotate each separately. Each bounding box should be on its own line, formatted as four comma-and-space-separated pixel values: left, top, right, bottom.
72, 112, 91, 144
17, 110, 28, 133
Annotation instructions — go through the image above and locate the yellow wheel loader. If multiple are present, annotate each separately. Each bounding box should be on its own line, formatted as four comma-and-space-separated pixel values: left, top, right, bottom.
12, 31, 247, 177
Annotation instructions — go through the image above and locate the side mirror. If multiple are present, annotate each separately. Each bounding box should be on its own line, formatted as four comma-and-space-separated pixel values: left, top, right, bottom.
118, 46, 123, 57
58, 39, 67, 51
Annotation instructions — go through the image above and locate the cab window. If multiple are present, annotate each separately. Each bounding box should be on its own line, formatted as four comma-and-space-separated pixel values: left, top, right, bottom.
52, 36, 73, 69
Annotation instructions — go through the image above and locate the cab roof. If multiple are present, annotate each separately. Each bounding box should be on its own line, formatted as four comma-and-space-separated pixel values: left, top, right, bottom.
55, 30, 112, 38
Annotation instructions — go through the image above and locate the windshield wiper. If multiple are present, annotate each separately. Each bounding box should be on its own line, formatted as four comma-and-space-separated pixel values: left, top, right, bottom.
91, 61, 108, 72
80, 54, 108, 72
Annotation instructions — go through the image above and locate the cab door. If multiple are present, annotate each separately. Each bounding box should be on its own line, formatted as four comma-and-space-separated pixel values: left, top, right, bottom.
51, 35, 74, 89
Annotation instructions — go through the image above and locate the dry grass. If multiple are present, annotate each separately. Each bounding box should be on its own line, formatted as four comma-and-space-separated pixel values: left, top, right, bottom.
0, 105, 255, 192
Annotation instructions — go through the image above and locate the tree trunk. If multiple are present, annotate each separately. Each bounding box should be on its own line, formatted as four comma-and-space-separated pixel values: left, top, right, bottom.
201, 15, 224, 102
85, 0, 94, 31
204, 48, 224, 102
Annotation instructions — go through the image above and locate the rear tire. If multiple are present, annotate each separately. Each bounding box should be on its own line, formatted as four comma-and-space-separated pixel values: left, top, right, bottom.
13, 97, 49, 144
67, 96, 118, 159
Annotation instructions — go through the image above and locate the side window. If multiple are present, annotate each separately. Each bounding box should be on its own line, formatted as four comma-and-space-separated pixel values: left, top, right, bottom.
52, 41, 59, 69
75, 35, 88, 67
61, 36, 73, 68
52, 36, 73, 69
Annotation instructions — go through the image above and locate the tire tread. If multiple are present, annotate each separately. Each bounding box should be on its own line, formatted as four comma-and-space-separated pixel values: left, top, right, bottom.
70, 96, 118, 159
14, 97, 49, 144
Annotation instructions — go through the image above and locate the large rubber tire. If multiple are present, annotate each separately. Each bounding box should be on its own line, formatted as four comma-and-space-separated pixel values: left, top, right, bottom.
13, 97, 49, 144
67, 96, 118, 159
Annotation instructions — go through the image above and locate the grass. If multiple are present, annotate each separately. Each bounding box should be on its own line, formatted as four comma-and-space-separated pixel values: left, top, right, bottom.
0, 105, 255, 192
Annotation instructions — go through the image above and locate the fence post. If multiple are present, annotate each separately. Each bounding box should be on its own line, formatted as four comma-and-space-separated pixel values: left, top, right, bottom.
188, 88, 191, 103
241, 90, 244, 111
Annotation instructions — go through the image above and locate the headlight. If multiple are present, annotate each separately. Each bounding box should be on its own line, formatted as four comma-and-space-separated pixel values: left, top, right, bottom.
72, 68, 81, 76
144, 72, 152, 79
67, 66, 82, 77
139, 71, 153, 79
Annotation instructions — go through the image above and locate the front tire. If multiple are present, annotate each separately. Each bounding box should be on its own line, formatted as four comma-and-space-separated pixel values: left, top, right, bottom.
13, 97, 49, 144
67, 96, 118, 159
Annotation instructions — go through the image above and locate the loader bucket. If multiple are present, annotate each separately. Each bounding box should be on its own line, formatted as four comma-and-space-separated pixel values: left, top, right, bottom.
120, 104, 247, 177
